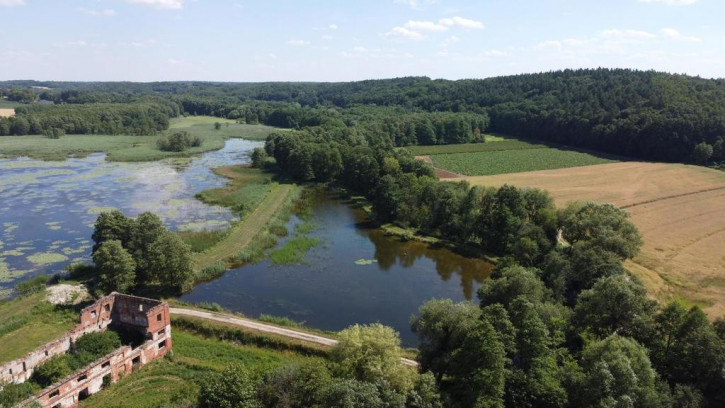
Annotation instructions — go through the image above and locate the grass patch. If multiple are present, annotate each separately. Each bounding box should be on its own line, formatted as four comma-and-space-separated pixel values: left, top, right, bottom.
195, 166, 274, 215
406, 139, 546, 156
258, 314, 303, 328
0, 116, 279, 162
0, 291, 77, 364
268, 237, 320, 265
431, 147, 618, 176
178, 229, 226, 253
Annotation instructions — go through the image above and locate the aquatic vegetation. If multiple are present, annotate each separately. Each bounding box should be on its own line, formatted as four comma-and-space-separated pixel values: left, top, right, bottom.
268, 237, 321, 265
354, 259, 378, 266
26, 252, 69, 265
86, 206, 118, 215
45, 222, 62, 231
1, 250, 25, 257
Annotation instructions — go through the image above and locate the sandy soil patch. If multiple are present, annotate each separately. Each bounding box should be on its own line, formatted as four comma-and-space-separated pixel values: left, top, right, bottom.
0, 109, 15, 118
463, 162, 725, 317
46, 283, 90, 305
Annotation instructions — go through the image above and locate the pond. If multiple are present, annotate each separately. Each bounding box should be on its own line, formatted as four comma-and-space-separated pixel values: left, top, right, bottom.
181, 192, 493, 346
0, 139, 263, 295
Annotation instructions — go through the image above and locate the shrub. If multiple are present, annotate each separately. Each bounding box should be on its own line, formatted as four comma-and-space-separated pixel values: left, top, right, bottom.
157, 131, 202, 152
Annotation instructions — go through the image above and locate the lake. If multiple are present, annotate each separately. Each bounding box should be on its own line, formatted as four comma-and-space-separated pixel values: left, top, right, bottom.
1, 139, 493, 344
181, 191, 493, 345
0, 139, 262, 295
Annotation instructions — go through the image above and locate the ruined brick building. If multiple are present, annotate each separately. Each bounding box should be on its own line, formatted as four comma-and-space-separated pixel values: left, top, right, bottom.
0, 293, 172, 408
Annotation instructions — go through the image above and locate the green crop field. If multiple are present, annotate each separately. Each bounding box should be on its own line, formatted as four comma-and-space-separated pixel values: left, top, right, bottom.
430, 148, 618, 176
406, 139, 547, 156
0, 116, 280, 161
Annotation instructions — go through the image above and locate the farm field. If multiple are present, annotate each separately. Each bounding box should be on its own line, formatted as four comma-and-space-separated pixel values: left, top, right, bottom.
406, 139, 545, 155
463, 162, 725, 317
429, 147, 618, 176
0, 108, 14, 117
0, 116, 279, 161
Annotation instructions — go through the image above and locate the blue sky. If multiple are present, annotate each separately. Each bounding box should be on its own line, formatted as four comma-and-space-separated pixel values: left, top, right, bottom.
0, 0, 723, 81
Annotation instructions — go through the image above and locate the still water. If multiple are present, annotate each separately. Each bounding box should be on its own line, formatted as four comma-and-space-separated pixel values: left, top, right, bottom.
0, 139, 262, 295
182, 192, 493, 346
1, 139, 493, 344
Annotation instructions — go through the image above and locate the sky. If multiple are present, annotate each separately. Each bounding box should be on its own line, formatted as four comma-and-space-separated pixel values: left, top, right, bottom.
0, 0, 723, 82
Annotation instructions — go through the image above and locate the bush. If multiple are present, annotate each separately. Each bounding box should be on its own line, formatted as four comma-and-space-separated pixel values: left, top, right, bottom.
0, 382, 39, 407
157, 131, 202, 152
31, 355, 72, 387
15, 275, 49, 296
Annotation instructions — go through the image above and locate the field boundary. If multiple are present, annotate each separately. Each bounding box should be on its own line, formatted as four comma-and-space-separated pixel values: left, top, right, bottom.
621, 185, 725, 209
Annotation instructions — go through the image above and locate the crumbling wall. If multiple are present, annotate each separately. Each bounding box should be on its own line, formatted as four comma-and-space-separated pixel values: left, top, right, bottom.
0, 292, 172, 408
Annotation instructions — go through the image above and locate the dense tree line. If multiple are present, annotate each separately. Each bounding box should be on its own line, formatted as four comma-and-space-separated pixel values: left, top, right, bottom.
5, 68, 725, 162
91, 211, 194, 295
0, 102, 178, 136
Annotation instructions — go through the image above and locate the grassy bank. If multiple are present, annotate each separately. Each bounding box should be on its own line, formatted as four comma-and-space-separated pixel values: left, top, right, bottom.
190, 163, 299, 279
0, 290, 77, 364
0, 116, 279, 162
79, 327, 311, 408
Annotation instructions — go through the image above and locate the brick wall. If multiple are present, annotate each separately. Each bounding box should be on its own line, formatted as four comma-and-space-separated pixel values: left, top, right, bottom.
0, 292, 172, 408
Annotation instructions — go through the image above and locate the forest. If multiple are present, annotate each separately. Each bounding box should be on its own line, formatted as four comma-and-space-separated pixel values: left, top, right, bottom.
0, 102, 178, 136
253, 108, 725, 406
3, 68, 725, 162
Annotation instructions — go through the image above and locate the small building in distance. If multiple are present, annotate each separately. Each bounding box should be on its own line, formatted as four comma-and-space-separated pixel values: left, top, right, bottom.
0, 293, 172, 408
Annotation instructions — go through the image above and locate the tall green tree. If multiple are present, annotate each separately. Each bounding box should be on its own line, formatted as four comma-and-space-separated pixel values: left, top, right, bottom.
411, 299, 481, 384
92, 240, 136, 293
331, 323, 412, 394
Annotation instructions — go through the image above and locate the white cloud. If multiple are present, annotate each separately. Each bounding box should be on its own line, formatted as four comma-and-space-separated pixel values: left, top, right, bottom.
168, 58, 181, 65
120, 39, 158, 47
54, 40, 88, 47
329, 24, 338, 30
404, 20, 449, 32
386, 16, 483, 41
484, 49, 509, 57
536, 40, 563, 50
353, 46, 367, 52
80, 8, 116, 17
394, 0, 439, 10
117, 0, 183, 10
287, 39, 310, 46
385, 26, 425, 41
439, 16, 484, 29
0, 0, 24, 6
637, 0, 697, 5
321, 35, 333, 40
661, 27, 701, 42
601, 29, 656, 39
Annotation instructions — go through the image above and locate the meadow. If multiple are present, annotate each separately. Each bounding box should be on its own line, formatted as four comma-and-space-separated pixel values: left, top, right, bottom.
0, 291, 77, 364
429, 147, 618, 176
0, 116, 279, 162
463, 162, 725, 317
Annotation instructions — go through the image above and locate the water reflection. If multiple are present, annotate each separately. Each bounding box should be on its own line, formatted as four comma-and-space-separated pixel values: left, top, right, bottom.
182, 191, 493, 345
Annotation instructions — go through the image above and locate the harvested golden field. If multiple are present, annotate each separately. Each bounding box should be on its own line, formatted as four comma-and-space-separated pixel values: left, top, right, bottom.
0, 108, 15, 117
463, 162, 725, 317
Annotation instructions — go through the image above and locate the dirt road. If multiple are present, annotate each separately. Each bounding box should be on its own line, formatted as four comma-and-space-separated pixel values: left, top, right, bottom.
170, 307, 419, 367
